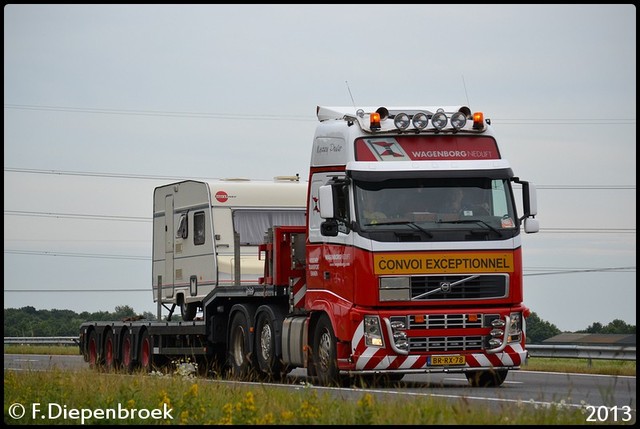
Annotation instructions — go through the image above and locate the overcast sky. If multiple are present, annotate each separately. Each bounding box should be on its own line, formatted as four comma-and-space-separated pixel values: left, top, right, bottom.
4, 4, 636, 332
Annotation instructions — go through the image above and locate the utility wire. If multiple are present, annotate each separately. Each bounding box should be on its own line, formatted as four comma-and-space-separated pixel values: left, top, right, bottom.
4, 265, 636, 294
4, 210, 635, 233
3, 248, 635, 276
3, 103, 313, 121
4, 167, 218, 181
4, 250, 149, 260
4, 210, 150, 222
4, 103, 635, 125
4, 167, 636, 190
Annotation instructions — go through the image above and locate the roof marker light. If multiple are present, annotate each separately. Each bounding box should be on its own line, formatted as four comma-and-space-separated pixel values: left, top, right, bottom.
412, 112, 429, 130
370, 112, 381, 130
394, 112, 410, 130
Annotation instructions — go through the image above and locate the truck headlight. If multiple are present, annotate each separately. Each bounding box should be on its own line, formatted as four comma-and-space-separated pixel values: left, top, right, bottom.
508, 312, 522, 342
364, 315, 384, 347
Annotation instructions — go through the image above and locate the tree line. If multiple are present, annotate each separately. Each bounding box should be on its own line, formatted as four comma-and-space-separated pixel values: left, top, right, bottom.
3, 306, 636, 343
3, 306, 156, 338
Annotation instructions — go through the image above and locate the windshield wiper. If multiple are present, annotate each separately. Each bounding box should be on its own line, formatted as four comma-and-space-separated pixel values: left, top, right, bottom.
365, 220, 433, 238
437, 219, 502, 237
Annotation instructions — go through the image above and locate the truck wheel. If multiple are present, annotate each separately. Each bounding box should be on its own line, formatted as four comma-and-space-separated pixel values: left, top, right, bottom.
138, 331, 153, 372
255, 310, 283, 379
228, 311, 253, 379
312, 315, 340, 386
121, 331, 134, 373
104, 330, 117, 371
465, 369, 508, 387
88, 330, 100, 369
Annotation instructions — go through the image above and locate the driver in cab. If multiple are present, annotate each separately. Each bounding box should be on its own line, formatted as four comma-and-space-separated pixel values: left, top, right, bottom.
360, 192, 387, 225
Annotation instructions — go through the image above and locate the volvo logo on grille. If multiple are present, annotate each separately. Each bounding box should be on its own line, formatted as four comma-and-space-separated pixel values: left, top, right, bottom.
440, 282, 452, 293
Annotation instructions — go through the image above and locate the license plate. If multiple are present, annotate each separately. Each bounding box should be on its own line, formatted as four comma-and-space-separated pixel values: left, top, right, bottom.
428, 355, 466, 366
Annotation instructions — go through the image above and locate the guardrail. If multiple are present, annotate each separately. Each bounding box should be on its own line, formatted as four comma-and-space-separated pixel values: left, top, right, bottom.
4, 336, 79, 346
4, 337, 636, 361
527, 344, 636, 361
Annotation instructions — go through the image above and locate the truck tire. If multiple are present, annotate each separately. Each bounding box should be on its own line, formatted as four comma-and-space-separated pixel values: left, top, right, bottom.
228, 311, 253, 379
87, 330, 100, 369
465, 369, 508, 387
255, 308, 283, 379
104, 330, 117, 371
121, 331, 134, 373
138, 330, 153, 372
312, 315, 340, 386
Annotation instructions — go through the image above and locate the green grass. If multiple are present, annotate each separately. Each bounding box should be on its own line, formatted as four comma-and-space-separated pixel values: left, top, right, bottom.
4, 344, 80, 356
523, 356, 636, 376
4, 367, 601, 425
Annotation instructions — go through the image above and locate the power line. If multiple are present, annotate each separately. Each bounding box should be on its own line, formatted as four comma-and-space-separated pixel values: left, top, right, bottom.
4, 248, 635, 277
4, 103, 635, 125
5, 250, 149, 260
4, 265, 636, 294
534, 185, 635, 190
4, 210, 635, 233
4, 238, 147, 243
4, 210, 150, 223
494, 119, 635, 125
4, 167, 636, 190
3, 103, 313, 121
540, 228, 635, 234
3, 167, 215, 181
524, 266, 635, 276
5, 288, 149, 292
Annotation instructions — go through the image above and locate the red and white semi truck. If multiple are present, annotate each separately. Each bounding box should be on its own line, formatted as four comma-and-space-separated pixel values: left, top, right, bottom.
80, 104, 539, 387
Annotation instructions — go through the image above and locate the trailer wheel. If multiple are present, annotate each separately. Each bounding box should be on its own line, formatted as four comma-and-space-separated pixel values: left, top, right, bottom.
255, 310, 283, 379
104, 330, 117, 371
88, 330, 100, 369
138, 331, 153, 372
465, 369, 508, 387
121, 331, 134, 373
312, 315, 340, 386
228, 311, 252, 379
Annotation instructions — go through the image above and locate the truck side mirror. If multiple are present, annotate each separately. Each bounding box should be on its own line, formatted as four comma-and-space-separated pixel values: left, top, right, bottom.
513, 178, 540, 233
321, 219, 339, 236
523, 182, 538, 217
524, 217, 539, 234
318, 185, 335, 219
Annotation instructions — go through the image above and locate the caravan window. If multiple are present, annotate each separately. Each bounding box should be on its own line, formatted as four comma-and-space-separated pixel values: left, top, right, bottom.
194, 211, 205, 245
176, 213, 188, 239
233, 210, 306, 245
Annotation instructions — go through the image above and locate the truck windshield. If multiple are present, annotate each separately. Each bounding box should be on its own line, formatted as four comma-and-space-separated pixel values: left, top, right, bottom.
354, 177, 518, 242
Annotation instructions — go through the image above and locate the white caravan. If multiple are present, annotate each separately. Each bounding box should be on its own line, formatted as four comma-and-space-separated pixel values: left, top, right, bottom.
152, 177, 307, 320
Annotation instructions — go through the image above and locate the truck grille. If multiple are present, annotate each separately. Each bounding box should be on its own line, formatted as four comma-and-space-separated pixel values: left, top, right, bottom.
411, 274, 507, 300
389, 314, 501, 352
408, 313, 485, 329
408, 336, 484, 352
